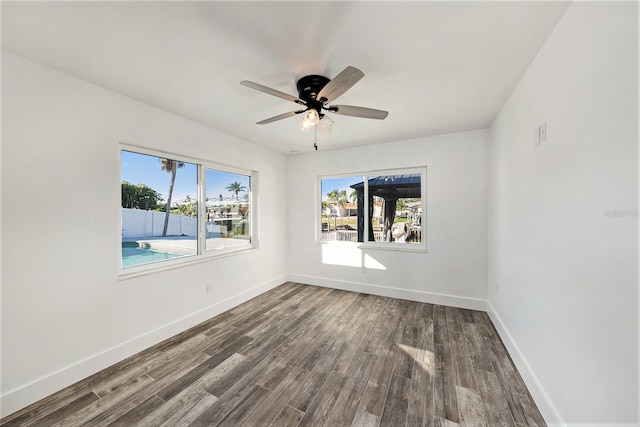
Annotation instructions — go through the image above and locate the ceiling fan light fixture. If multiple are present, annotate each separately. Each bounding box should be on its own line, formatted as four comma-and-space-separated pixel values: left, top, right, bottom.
306, 109, 320, 125
318, 115, 334, 135
299, 109, 320, 131
299, 117, 313, 132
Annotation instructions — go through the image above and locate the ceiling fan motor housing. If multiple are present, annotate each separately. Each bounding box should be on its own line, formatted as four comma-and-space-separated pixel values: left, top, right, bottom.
296, 75, 330, 114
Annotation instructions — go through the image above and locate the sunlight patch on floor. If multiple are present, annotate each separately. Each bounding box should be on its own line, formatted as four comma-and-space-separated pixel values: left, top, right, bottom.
399, 343, 435, 375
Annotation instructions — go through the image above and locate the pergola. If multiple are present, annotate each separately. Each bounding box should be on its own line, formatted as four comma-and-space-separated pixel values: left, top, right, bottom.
350, 174, 421, 242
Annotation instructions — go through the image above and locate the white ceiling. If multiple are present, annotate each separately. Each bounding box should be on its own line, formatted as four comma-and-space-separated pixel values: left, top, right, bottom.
2, 1, 571, 154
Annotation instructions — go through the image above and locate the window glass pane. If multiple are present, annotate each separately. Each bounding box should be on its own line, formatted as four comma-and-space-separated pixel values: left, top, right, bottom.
367, 174, 422, 244
320, 176, 361, 242
205, 169, 251, 251
121, 151, 198, 268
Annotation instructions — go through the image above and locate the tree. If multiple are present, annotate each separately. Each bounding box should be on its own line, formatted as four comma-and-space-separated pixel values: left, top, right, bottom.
336, 190, 348, 225
326, 189, 339, 212
321, 200, 330, 231
135, 184, 163, 211
327, 189, 347, 206
121, 181, 137, 209
349, 190, 358, 203
177, 195, 197, 218
160, 158, 184, 236
121, 181, 163, 210
328, 189, 348, 210
226, 181, 247, 200
337, 190, 348, 207
326, 189, 347, 230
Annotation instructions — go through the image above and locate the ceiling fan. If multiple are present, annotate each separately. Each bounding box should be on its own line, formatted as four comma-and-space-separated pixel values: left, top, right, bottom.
240, 66, 388, 148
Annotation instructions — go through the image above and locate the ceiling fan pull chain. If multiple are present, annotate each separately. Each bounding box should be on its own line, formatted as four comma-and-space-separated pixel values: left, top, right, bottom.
314, 125, 318, 151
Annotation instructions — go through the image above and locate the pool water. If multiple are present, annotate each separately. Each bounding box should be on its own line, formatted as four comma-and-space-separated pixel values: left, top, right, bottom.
121, 245, 187, 268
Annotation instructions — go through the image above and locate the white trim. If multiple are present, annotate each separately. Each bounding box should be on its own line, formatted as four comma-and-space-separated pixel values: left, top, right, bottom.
486, 300, 565, 427
118, 246, 257, 280
316, 240, 427, 253
288, 274, 486, 311
0, 275, 287, 418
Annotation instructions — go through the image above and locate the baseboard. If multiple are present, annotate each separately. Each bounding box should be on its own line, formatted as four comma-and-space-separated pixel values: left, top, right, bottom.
0, 275, 287, 419
288, 273, 487, 311
486, 300, 565, 427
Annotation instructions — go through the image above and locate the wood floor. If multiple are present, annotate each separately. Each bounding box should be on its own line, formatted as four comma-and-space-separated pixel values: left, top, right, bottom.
1, 282, 546, 427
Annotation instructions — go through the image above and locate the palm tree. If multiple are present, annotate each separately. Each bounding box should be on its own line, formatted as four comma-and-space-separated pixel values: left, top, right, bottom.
326, 190, 338, 205
337, 190, 348, 209
326, 190, 338, 231
327, 189, 347, 230
321, 200, 330, 231
178, 195, 197, 218
336, 190, 348, 225
160, 158, 184, 236
226, 181, 248, 200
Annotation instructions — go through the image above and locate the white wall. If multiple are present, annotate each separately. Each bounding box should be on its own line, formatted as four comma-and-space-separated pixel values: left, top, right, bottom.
288, 130, 489, 310
0, 52, 289, 416
487, 2, 638, 425
3, 3, 638, 423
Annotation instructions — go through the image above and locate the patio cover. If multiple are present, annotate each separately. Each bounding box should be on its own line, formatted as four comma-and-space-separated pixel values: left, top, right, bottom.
350, 174, 421, 242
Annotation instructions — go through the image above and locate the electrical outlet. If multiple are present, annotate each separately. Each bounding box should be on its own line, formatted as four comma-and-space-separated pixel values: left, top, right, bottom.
206, 283, 213, 294
534, 127, 541, 146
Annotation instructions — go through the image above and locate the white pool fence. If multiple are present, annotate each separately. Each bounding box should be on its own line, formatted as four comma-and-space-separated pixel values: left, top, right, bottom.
122, 208, 197, 238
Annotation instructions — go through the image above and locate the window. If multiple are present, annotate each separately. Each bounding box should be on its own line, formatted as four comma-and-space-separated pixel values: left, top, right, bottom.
320, 175, 361, 242
121, 146, 255, 274
205, 169, 251, 251
319, 168, 425, 250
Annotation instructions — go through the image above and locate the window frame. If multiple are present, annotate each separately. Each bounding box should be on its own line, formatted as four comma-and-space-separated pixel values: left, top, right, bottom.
316, 166, 427, 252
119, 143, 258, 279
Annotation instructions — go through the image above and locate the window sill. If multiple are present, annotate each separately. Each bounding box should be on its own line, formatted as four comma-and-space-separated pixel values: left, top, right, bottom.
316, 240, 427, 253
118, 245, 258, 280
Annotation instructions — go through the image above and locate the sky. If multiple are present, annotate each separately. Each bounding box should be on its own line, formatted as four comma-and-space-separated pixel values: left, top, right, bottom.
321, 176, 363, 202
121, 151, 250, 205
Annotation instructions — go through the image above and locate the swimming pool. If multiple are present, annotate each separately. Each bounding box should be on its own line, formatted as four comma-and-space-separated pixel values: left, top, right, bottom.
121, 244, 187, 268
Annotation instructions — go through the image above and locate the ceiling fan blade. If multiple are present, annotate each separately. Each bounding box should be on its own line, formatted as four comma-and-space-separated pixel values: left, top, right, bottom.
256, 110, 305, 125
317, 66, 364, 103
331, 105, 389, 120
241, 80, 306, 105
